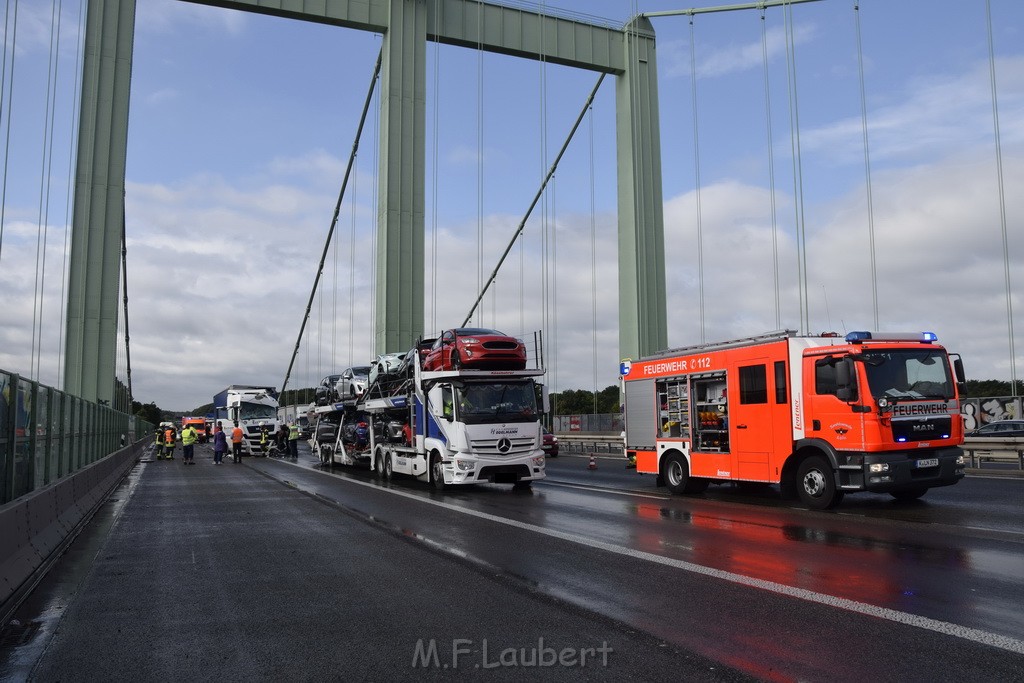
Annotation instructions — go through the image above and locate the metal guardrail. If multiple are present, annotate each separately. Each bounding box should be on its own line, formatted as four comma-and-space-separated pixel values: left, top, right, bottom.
1, 369, 153, 505
555, 434, 625, 456
558, 433, 1022, 471
962, 436, 1024, 470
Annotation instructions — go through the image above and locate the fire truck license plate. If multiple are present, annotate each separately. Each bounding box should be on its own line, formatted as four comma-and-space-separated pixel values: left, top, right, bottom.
915, 458, 939, 468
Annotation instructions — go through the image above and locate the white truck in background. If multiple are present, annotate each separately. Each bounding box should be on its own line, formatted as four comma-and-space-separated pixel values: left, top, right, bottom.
277, 403, 314, 438
213, 385, 282, 454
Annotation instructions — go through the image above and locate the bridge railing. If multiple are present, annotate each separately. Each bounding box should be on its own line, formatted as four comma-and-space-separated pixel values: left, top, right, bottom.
1, 368, 154, 622
553, 430, 1022, 470
0, 369, 150, 505
556, 433, 626, 456
961, 436, 1024, 470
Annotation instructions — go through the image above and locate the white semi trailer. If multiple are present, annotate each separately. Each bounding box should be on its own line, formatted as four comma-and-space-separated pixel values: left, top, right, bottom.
213, 385, 281, 454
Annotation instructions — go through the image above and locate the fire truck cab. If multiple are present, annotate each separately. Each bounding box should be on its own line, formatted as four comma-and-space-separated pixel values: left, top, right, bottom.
621, 331, 967, 509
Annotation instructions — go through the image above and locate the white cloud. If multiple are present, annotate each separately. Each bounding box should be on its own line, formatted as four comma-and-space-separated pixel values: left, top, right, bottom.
662, 22, 817, 80
145, 87, 178, 106
801, 56, 1024, 165
659, 147, 1024, 382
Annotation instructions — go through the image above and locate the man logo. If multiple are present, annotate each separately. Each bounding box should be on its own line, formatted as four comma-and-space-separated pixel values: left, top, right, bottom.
497, 438, 512, 454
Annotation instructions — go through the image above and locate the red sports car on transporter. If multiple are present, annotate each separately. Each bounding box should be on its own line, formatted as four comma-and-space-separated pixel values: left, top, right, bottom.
422, 328, 527, 371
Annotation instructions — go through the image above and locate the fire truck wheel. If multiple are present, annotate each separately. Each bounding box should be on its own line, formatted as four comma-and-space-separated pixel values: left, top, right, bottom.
663, 453, 693, 494
796, 456, 842, 510
431, 452, 446, 491
890, 487, 928, 502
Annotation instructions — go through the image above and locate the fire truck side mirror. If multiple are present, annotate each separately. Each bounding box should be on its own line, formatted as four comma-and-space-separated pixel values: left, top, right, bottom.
835, 358, 855, 402
952, 356, 966, 386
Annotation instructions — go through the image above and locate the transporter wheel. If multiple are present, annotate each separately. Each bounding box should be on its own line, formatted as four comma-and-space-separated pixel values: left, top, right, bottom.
662, 452, 708, 494
796, 455, 843, 510
383, 452, 393, 480
890, 487, 928, 502
430, 452, 446, 491
450, 350, 462, 370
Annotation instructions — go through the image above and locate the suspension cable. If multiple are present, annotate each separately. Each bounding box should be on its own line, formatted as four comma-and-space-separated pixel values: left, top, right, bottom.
32, 0, 62, 382
332, 154, 339, 374
317, 254, 322, 373
627, 8, 646, 343
760, 8, 781, 329
58, 0, 83, 388
281, 49, 382, 395
476, 4, 485, 325
120, 200, 133, 403
784, 1, 810, 334
430, 9, 441, 333
369, 62, 380, 355
689, 17, 706, 344
348, 148, 357, 366
549, 169, 557, 395
0, 0, 21, 268
854, 2, 879, 330
462, 73, 606, 327
539, 16, 549, 341
986, 0, 1017, 394
589, 103, 598, 413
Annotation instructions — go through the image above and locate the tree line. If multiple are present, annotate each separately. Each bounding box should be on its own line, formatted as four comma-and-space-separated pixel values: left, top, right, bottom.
132, 379, 1022, 424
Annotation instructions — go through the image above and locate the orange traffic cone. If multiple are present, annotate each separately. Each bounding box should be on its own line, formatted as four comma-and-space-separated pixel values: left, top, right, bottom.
587, 455, 597, 470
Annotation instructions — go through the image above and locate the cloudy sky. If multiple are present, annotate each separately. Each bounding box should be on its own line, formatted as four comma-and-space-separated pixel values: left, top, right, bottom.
0, 0, 1022, 411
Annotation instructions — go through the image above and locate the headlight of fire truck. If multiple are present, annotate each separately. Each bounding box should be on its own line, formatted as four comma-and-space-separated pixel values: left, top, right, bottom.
868, 463, 890, 473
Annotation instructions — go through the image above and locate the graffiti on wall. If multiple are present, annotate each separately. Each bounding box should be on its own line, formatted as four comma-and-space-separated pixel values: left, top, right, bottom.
961, 396, 1021, 431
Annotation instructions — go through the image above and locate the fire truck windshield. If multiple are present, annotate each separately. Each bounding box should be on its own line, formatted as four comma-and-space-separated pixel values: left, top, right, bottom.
455, 381, 538, 424
859, 349, 954, 400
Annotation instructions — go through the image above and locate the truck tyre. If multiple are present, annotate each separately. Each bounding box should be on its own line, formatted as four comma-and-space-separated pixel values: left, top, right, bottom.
374, 449, 386, 479
796, 456, 843, 510
890, 487, 927, 502
663, 453, 707, 494
431, 452, 446, 491
383, 452, 393, 480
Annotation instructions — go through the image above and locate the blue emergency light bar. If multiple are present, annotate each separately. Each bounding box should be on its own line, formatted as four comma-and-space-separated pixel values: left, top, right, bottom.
845, 331, 938, 344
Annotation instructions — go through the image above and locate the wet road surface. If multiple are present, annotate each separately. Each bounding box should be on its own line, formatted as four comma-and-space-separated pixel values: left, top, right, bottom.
2, 443, 1022, 681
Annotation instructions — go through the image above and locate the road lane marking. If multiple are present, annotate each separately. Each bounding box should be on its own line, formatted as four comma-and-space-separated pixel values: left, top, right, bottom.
322, 472, 1024, 656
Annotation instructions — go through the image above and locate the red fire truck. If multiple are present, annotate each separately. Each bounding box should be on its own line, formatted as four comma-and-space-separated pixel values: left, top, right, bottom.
621, 331, 967, 509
